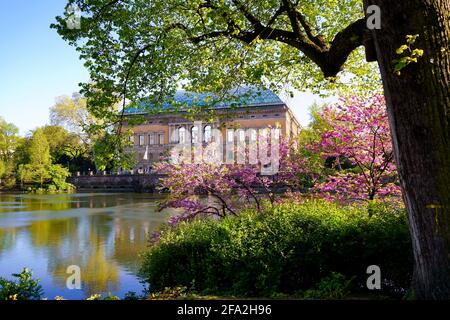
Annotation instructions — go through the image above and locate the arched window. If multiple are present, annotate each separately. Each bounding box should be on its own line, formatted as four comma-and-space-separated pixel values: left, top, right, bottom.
204, 125, 212, 143
191, 126, 199, 143
179, 127, 186, 143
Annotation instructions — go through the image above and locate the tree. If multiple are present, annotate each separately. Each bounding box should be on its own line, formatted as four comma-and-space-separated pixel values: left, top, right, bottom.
0, 160, 5, 184
52, 0, 450, 299
49, 93, 101, 145
0, 117, 20, 164
28, 129, 51, 167
92, 131, 135, 172
41, 125, 93, 173
314, 94, 401, 205
156, 138, 304, 225
17, 128, 73, 191
21, 128, 52, 187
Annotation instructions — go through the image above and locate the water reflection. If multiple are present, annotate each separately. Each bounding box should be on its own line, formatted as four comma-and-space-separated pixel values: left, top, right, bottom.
0, 193, 175, 299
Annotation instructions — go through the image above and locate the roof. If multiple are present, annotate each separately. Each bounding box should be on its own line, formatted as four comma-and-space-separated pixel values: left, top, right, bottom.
123, 87, 284, 115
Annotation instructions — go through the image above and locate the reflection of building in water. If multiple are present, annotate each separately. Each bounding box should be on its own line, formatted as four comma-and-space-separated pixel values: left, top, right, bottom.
112, 218, 153, 267
121, 87, 300, 171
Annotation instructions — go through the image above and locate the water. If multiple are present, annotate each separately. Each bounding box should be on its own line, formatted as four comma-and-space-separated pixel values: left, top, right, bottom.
0, 192, 176, 299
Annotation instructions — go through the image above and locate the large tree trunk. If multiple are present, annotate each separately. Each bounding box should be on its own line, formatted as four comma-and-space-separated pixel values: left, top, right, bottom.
364, 0, 450, 299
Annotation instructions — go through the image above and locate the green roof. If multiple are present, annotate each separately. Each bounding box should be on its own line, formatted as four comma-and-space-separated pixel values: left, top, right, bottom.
124, 87, 284, 115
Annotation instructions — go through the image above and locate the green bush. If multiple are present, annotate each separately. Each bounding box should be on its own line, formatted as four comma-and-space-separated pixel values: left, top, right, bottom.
139, 201, 413, 298
0, 268, 44, 300
302, 273, 353, 300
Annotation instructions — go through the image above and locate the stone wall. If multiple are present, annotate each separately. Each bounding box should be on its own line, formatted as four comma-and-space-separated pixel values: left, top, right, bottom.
68, 173, 165, 192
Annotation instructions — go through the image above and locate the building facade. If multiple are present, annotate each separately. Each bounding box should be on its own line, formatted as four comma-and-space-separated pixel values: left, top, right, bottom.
121, 89, 300, 172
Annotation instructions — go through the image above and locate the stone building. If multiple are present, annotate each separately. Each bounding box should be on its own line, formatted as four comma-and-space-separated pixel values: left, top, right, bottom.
121, 88, 300, 172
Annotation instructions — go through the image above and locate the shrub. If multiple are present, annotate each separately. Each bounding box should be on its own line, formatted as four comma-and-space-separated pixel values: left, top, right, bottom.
0, 268, 44, 300
139, 201, 413, 297
302, 273, 353, 300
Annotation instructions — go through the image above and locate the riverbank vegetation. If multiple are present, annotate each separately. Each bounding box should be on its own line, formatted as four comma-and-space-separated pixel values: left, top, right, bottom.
0, 268, 142, 300
0, 94, 133, 192
140, 201, 412, 299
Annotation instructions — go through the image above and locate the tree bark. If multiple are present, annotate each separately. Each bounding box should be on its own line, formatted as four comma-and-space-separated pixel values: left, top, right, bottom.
364, 0, 450, 299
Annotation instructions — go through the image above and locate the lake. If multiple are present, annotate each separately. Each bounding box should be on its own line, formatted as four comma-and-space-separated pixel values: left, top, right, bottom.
0, 192, 176, 299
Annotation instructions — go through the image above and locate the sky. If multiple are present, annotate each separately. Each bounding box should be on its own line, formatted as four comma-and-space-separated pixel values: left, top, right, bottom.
0, 0, 331, 136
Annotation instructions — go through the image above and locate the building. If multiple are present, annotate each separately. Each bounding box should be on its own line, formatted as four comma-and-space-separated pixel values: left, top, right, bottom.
121, 88, 300, 172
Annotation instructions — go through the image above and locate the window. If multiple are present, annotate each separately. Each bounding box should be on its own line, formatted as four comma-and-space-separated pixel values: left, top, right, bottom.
260, 128, 269, 138
250, 129, 257, 142
227, 129, 234, 143
179, 127, 186, 143
227, 150, 234, 161
148, 133, 154, 145
238, 130, 245, 142
204, 125, 212, 143
158, 133, 164, 144
139, 135, 144, 146
130, 135, 135, 144
191, 126, 199, 143
171, 128, 179, 143
274, 128, 281, 140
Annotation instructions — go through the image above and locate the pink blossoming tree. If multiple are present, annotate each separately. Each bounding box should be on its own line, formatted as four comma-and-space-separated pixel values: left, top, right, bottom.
314, 94, 402, 203
155, 138, 305, 226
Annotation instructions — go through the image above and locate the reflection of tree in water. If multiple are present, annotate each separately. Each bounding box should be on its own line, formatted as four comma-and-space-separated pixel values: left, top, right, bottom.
0, 228, 17, 255
42, 213, 164, 295
29, 218, 78, 248
44, 214, 120, 295
0, 193, 175, 296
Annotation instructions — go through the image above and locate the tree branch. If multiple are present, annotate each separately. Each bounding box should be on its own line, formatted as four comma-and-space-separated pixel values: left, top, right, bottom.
168, 4, 367, 79
323, 18, 367, 77
294, 10, 326, 49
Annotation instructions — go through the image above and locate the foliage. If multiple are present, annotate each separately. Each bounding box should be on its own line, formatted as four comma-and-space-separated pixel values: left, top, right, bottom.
0, 160, 5, 180
41, 125, 94, 173
16, 128, 73, 191
155, 137, 306, 225
47, 164, 74, 191
50, 93, 102, 144
0, 117, 20, 165
92, 131, 135, 172
140, 201, 412, 297
313, 94, 401, 203
0, 116, 21, 188
86, 293, 120, 300
28, 128, 51, 166
393, 35, 424, 76
18, 164, 73, 192
302, 273, 353, 300
51, 0, 381, 128
0, 268, 44, 300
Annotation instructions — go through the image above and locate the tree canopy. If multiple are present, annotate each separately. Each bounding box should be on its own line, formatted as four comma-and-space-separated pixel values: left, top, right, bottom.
52, 0, 381, 117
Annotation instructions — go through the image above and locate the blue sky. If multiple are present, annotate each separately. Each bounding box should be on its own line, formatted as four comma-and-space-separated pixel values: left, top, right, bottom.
0, 1, 329, 135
